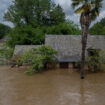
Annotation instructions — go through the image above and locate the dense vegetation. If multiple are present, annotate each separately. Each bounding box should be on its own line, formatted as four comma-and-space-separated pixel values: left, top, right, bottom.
3, 0, 80, 47
86, 49, 105, 72
0, 23, 11, 39
21, 45, 57, 75
7, 21, 81, 47
4, 0, 65, 26
1, 0, 105, 47
90, 18, 105, 35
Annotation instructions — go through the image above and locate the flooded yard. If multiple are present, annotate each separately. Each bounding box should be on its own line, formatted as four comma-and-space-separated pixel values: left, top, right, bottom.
0, 66, 105, 105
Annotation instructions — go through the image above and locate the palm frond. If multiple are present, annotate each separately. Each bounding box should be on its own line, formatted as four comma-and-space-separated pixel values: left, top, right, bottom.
90, 7, 99, 21
75, 3, 91, 14
75, 7, 84, 14
72, 0, 103, 21
90, 0, 102, 21
91, 0, 102, 8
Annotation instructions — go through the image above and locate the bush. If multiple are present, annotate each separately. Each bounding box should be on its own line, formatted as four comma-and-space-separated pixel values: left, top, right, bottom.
0, 44, 14, 65
21, 45, 57, 75
86, 49, 105, 72
0, 44, 14, 59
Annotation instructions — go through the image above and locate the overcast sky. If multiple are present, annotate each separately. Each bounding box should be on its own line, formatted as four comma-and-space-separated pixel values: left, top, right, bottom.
0, 0, 105, 27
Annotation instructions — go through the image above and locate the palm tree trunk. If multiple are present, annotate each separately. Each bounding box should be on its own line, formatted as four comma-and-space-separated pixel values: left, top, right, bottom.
81, 25, 88, 79
80, 13, 90, 79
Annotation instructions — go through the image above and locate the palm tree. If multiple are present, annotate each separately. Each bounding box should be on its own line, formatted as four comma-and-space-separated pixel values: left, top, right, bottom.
71, 0, 102, 79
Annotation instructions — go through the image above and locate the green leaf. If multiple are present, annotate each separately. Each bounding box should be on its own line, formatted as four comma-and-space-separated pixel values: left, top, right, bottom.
75, 7, 84, 14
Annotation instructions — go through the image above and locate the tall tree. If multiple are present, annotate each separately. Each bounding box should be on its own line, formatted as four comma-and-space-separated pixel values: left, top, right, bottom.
50, 4, 65, 25
4, 0, 65, 26
72, 0, 102, 79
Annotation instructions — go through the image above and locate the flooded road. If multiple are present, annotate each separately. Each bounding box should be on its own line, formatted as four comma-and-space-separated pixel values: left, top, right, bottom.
0, 66, 105, 105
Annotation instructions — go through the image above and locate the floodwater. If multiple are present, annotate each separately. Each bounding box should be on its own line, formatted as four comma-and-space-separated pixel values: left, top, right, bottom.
0, 66, 105, 105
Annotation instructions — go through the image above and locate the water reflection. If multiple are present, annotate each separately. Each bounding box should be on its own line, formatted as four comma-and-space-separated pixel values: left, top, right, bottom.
80, 80, 85, 105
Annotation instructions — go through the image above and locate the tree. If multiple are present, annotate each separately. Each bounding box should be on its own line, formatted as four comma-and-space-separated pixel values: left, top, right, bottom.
43, 21, 81, 35
0, 23, 11, 39
4, 0, 65, 27
3, 0, 66, 47
99, 18, 105, 26
90, 18, 105, 35
50, 4, 65, 25
7, 21, 81, 48
7, 25, 45, 48
72, 0, 102, 79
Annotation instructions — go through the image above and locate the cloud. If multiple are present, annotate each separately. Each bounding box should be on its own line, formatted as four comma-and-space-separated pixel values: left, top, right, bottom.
0, 0, 105, 27
0, 0, 13, 27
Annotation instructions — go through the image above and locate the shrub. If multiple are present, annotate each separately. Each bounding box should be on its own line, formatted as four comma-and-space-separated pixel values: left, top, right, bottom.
0, 44, 14, 59
86, 49, 105, 72
21, 45, 57, 75
0, 44, 14, 65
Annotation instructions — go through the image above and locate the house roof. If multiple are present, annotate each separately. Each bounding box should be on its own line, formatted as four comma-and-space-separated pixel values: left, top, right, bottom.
45, 35, 105, 62
14, 45, 42, 56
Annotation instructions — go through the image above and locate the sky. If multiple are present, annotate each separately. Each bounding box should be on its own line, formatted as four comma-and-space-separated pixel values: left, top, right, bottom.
0, 0, 105, 27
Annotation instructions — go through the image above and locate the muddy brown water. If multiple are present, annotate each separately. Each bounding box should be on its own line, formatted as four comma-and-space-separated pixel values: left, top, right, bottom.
0, 66, 105, 105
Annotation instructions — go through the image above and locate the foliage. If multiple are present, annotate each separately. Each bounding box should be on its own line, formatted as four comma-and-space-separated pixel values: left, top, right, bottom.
90, 18, 105, 35
42, 21, 81, 35
21, 45, 57, 75
0, 44, 14, 59
0, 23, 11, 39
24, 68, 35, 75
7, 25, 45, 48
0, 44, 14, 65
7, 21, 81, 48
72, 0, 102, 21
4, 0, 81, 48
86, 49, 105, 72
50, 4, 65, 25
3, 0, 81, 48
12, 54, 23, 64
4, 0, 65, 26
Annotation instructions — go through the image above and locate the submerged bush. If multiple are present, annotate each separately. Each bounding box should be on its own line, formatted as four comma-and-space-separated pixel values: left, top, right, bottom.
0, 44, 14, 65
21, 45, 57, 75
0, 44, 14, 59
86, 49, 105, 72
